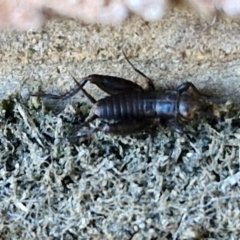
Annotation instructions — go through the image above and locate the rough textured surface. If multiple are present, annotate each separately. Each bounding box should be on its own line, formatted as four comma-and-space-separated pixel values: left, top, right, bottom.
1, 6, 240, 240
1, 8, 240, 102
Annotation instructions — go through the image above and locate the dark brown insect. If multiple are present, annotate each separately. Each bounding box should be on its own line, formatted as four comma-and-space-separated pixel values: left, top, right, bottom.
33, 53, 213, 136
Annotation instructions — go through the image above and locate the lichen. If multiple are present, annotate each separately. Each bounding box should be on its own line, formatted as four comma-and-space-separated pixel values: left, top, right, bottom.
1, 92, 240, 239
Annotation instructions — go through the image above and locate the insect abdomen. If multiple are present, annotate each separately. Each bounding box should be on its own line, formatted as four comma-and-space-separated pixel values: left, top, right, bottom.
94, 91, 176, 122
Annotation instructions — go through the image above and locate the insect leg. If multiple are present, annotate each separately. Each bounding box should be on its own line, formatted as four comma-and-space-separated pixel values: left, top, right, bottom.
79, 115, 98, 128
85, 74, 144, 95
63, 119, 154, 142
71, 76, 96, 103
165, 118, 185, 134
32, 75, 97, 103
176, 82, 208, 97
102, 119, 155, 135
166, 118, 195, 135
33, 69, 148, 102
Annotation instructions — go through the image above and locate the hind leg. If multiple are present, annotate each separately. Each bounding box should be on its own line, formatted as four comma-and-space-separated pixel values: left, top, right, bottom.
102, 119, 155, 135
62, 119, 154, 143
32, 74, 146, 103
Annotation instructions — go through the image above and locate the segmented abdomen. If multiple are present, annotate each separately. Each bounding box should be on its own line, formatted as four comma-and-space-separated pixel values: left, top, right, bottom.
94, 91, 176, 121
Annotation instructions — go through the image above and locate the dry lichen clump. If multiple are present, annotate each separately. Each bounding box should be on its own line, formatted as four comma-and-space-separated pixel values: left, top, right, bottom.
1, 93, 240, 239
